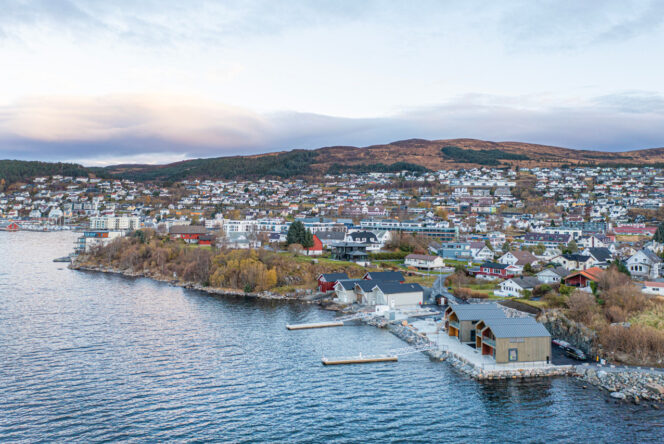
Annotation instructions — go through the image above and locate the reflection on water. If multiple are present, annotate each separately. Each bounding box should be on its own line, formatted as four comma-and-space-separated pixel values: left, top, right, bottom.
1, 232, 663, 443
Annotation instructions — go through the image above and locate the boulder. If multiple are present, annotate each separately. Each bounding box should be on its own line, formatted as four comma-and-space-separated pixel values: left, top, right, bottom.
646, 383, 664, 395
611, 392, 626, 400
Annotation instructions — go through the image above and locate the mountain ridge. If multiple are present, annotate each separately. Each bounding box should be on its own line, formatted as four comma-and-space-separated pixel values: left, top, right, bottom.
2, 138, 664, 184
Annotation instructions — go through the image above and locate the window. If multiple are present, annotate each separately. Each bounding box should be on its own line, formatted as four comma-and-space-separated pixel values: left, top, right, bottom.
508, 348, 518, 362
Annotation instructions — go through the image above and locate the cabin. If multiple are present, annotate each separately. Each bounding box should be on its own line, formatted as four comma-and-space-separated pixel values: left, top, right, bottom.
476, 317, 552, 364
444, 303, 506, 343
317, 273, 350, 293
563, 266, 604, 289
404, 254, 445, 270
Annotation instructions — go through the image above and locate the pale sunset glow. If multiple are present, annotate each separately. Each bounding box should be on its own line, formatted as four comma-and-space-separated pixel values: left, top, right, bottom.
1, 0, 664, 164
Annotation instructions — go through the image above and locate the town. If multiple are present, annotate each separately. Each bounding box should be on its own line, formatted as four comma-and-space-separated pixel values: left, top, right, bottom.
2, 165, 664, 397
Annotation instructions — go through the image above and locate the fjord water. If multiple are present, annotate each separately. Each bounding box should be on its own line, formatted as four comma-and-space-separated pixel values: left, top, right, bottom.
1, 232, 663, 443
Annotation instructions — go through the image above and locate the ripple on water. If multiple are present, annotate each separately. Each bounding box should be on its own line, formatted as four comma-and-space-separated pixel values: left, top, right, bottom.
1, 232, 664, 443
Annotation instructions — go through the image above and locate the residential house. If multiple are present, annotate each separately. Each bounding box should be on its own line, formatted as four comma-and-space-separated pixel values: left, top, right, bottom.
404, 254, 445, 270
331, 242, 369, 264
470, 241, 494, 262
554, 253, 596, 271
642, 280, 664, 296
523, 232, 571, 248
473, 262, 517, 280
496, 276, 542, 298
582, 247, 613, 267
437, 242, 473, 260
626, 250, 662, 280
536, 266, 568, 284
346, 230, 381, 251
497, 250, 539, 273
169, 225, 207, 243
563, 267, 605, 289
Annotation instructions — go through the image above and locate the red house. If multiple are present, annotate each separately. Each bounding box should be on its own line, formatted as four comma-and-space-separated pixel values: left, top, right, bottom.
305, 234, 323, 256
317, 273, 350, 293
169, 225, 207, 243
564, 267, 604, 288
475, 262, 516, 279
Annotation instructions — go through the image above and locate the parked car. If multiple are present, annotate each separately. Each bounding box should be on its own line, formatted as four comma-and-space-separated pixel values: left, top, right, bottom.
552, 339, 571, 348
563, 346, 587, 361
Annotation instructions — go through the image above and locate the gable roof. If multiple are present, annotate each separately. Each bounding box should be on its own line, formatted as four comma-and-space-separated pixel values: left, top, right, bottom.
586, 247, 612, 262
483, 317, 551, 338
448, 303, 507, 321
335, 279, 362, 290
363, 271, 404, 281
537, 266, 567, 278
480, 261, 509, 269
373, 282, 423, 295
508, 276, 542, 289
319, 273, 350, 282
509, 250, 538, 265
564, 266, 604, 282
405, 253, 440, 262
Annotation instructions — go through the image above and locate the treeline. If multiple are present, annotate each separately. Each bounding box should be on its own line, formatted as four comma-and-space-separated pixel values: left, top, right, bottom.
326, 161, 429, 175
0, 160, 93, 185
441, 146, 529, 165
108, 150, 320, 181
76, 231, 364, 293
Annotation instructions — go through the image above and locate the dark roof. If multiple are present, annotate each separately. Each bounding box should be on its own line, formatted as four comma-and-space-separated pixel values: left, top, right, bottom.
317, 231, 346, 241
448, 303, 506, 321
363, 271, 404, 281
319, 273, 350, 282
335, 279, 362, 290
355, 281, 377, 292
508, 276, 542, 289
538, 266, 568, 278
480, 261, 509, 269
373, 282, 423, 295
561, 253, 592, 262
169, 225, 207, 235
348, 231, 378, 242
586, 247, 612, 262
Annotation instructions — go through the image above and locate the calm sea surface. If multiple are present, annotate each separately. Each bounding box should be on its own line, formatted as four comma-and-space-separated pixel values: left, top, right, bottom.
1, 232, 663, 443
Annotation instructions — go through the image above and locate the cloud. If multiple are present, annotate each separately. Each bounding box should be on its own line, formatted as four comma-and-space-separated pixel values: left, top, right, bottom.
2, 92, 664, 165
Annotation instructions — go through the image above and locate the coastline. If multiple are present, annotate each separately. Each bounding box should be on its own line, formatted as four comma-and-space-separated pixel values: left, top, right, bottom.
70, 262, 664, 405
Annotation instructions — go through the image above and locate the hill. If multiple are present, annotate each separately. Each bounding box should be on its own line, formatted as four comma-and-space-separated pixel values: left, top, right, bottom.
3, 138, 664, 184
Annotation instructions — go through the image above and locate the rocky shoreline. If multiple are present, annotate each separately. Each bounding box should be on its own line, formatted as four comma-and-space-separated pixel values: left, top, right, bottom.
69, 263, 310, 302
71, 263, 664, 405
576, 366, 664, 406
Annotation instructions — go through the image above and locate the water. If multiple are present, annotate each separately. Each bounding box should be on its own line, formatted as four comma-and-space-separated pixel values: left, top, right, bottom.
1, 232, 663, 443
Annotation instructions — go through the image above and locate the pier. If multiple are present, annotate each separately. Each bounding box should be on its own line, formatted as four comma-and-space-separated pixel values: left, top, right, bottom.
286, 321, 345, 330
322, 354, 398, 365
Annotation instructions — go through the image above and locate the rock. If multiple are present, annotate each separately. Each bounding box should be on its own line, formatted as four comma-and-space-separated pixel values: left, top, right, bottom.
646, 383, 664, 395
611, 392, 626, 400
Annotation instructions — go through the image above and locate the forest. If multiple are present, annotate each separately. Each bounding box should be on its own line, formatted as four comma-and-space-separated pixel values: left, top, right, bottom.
0, 160, 95, 185
441, 145, 529, 165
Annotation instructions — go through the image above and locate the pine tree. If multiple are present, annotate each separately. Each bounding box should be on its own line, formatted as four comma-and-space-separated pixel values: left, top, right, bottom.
653, 222, 664, 243
286, 221, 306, 245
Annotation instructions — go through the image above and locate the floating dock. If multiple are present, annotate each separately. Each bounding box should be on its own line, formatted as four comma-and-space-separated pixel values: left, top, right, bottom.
286, 321, 345, 330
322, 355, 398, 365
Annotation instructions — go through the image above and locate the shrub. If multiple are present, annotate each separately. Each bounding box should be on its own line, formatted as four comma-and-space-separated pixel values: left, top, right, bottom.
566, 291, 600, 326
453, 287, 489, 300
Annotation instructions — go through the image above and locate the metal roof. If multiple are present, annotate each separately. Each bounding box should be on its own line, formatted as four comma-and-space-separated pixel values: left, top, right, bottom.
373, 282, 423, 295
448, 303, 507, 321
483, 317, 551, 338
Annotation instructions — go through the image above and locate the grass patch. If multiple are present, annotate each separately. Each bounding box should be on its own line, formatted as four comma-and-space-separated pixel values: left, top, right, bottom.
630, 303, 664, 330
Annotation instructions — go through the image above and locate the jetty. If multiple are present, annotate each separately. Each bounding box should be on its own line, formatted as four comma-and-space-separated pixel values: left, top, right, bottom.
286, 321, 344, 330
286, 312, 373, 330
322, 354, 398, 365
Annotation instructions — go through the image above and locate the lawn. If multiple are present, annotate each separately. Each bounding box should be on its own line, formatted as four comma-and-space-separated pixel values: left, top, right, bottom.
630, 303, 664, 330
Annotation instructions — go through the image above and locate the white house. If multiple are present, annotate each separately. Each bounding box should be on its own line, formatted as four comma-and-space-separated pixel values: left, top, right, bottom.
642, 281, 664, 295
626, 250, 662, 280
495, 276, 542, 298
334, 280, 360, 304
470, 242, 494, 261
536, 267, 568, 284
405, 254, 445, 270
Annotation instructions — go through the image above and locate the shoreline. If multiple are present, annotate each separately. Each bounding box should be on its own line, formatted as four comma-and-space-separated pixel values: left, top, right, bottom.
70, 262, 664, 406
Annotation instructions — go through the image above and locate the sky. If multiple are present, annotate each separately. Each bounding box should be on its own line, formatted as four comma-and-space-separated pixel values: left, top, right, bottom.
1, 0, 664, 165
